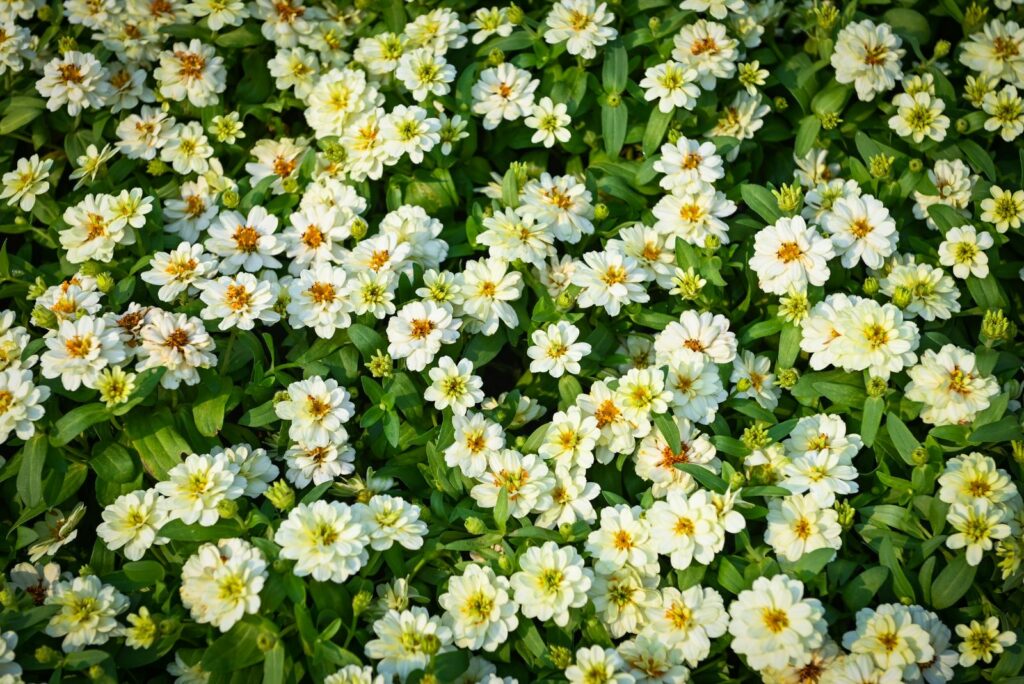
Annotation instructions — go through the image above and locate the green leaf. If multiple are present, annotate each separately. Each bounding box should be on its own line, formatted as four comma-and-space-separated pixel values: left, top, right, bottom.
125, 410, 190, 480
653, 413, 681, 454
122, 560, 165, 584
789, 547, 836, 576
601, 102, 628, 157
501, 166, 520, 207
202, 620, 268, 672
346, 324, 384, 359
882, 8, 931, 44
958, 139, 997, 181
494, 487, 509, 532
263, 642, 285, 684
194, 375, 230, 437
160, 519, 245, 542
930, 554, 977, 610
842, 566, 889, 610
675, 463, 727, 493
90, 442, 139, 484
602, 41, 628, 92
885, 413, 920, 466
0, 98, 45, 135
860, 396, 884, 447
52, 403, 110, 447
740, 184, 781, 223
777, 323, 801, 369
17, 434, 47, 508
558, 375, 583, 409
643, 107, 673, 157
794, 116, 821, 158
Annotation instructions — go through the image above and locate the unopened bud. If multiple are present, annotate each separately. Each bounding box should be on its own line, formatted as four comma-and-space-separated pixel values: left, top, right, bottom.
257, 632, 277, 652
908, 158, 924, 173
506, 4, 524, 24
703, 234, 721, 251
777, 368, 799, 389
221, 189, 240, 209
353, 590, 373, 615
866, 377, 888, 398
593, 203, 609, 220
27, 276, 48, 300
487, 48, 505, 67
868, 154, 894, 180
57, 36, 77, 53
216, 499, 238, 519
981, 309, 1012, 345
605, 92, 622, 108
911, 447, 928, 466
773, 96, 788, 112
95, 272, 115, 293
146, 159, 170, 176
741, 424, 771, 450
350, 217, 368, 241
265, 480, 295, 511
933, 40, 951, 59
891, 286, 913, 309
862, 276, 879, 296
31, 305, 58, 329
367, 350, 393, 378
1012, 441, 1024, 466
648, 16, 661, 33
465, 517, 487, 535
35, 646, 61, 665
772, 183, 803, 215
549, 645, 573, 669
835, 500, 855, 530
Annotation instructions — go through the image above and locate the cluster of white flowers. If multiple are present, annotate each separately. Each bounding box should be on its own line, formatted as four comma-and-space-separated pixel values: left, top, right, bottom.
0, 0, 1022, 682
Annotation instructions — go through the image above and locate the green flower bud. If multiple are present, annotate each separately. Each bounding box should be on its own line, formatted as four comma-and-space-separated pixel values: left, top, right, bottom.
88, 664, 105, 679
353, 590, 374, 616
605, 92, 622, 107
866, 377, 888, 398
555, 290, 577, 310
772, 183, 803, 215
95, 272, 115, 293
741, 424, 771, 450
835, 500, 855, 530
57, 36, 77, 53
37, 5, 53, 20
420, 675, 439, 684
728, 470, 745, 489
350, 217, 368, 241
27, 276, 48, 300
648, 16, 661, 33
216, 498, 238, 519
955, 117, 971, 134
549, 645, 573, 669
257, 632, 277, 652
31, 304, 58, 330
735, 377, 752, 392
777, 368, 799, 389
773, 96, 788, 112
911, 447, 928, 466
1012, 441, 1024, 466
221, 189, 240, 209
981, 309, 1013, 345
818, 111, 842, 130
703, 234, 721, 251
868, 154, 894, 179
487, 48, 505, 67
862, 276, 879, 296
146, 159, 170, 176
506, 4, 524, 24
281, 177, 300, 194
908, 158, 924, 173
933, 40, 951, 59
497, 553, 513, 574
421, 633, 441, 655
891, 286, 912, 309
159, 617, 179, 634
0, 587, 17, 609
265, 480, 295, 511
593, 203, 609, 220
35, 646, 61, 665
465, 517, 487, 535
367, 350, 393, 378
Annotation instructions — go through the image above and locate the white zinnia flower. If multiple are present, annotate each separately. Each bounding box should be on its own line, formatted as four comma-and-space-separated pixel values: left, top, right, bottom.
274, 501, 370, 583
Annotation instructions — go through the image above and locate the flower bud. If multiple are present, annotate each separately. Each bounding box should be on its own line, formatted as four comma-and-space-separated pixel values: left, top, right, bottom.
772, 183, 803, 215
487, 48, 505, 67
549, 645, 573, 669
265, 480, 295, 511
911, 447, 928, 466
593, 203, 609, 220
835, 500, 855, 530
741, 424, 771, 450
933, 40, 951, 59
464, 516, 487, 535
216, 499, 239, 519
648, 16, 661, 33
367, 350, 393, 378
221, 188, 240, 209
703, 235, 721, 251
506, 4, 524, 24
353, 590, 374, 616
728, 471, 746, 489
605, 92, 622, 107
981, 309, 1012, 345
96, 272, 115, 293
57, 35, 77, 53
908, 158, 924, 173
350, 217, 368, 241
0, 587, 16, 609
866, 377, 888, 398
868, 154, 894, 179
37, 4, 52, 20
35, 646, 61, 666
257, 632, 277, 652
421, 634, 441, 655
27, 276, 48, 300
773, 96, 788, 112
31, 305, 57, 329
146, 159, 170, 176
555, 291, 577, 310
891, 286, 912, 309
777, 368, 799, 389
159, 617, 179, 634
1012, 440, 1024, 466
862, 276, 879, 296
